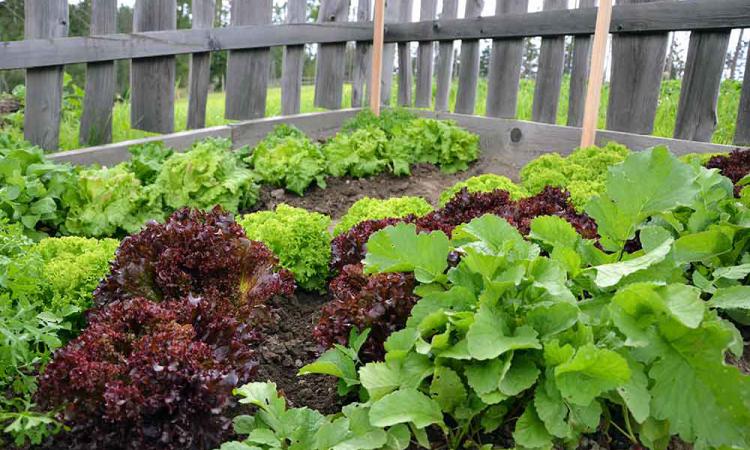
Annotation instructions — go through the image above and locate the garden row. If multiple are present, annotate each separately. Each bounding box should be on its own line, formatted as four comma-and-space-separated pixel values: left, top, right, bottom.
1, 125, 750, 448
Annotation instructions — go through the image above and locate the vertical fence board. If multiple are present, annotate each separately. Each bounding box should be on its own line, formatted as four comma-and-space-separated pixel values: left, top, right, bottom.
351, 0, 372, 107
485, 0, 528, 118
415, 0, 436, 108
80, 0, 116, 146
531, 0, 567, 124
186, 0, 215, 129
606, 0, 670, 134
673, 31, 730, 142
282, 0, 307, 114
567, 0, 595, 127
226, 0, 272, 120
736, 52, 750, 146
131, 0, 176, 133
314, 0, 350, 110
24, 0, 68, 151
397, 0, 414, 106
454, 0, 484, 114
435, 0, 459, 111
380, 0, 400, 106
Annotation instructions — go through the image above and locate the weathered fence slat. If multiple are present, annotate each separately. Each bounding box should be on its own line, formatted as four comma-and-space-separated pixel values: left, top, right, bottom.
531, 0, 567, 124
454, 0, 484, 114
282, 0, 307, 114
485, 0, 528, 118
131, 0, 176, 134
24, 0, 68, 151
415, 0, 436, 108
351, 0, 372, 107
80, 0, 116, 146
397, 0, 414, 106
380, 0, 400, 106
434, 0, 459, 111
567, 0, 595, 127
314, 0, 350, 110
673, 30, 731, 142
607, 0, 670, 134
186, 0, 215, 130
226, 0, 272, 120
736, 52, 750, 146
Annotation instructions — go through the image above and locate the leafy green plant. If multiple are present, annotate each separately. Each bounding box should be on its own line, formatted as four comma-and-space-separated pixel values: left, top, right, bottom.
323, 126, 394, 177
520, 142, 630, 210
246, 124, 327, 195
239, 204, 332, 292
0, 143, 78, 239
340, 108, 417, 137
300, 327, 370, 396
124, 141, 174, 185
151, 137, 259, 212
333, 196, 433, 236
439, 174, 529, 206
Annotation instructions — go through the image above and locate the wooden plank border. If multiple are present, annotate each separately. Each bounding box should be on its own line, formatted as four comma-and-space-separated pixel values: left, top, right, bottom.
4, 0, 750, 71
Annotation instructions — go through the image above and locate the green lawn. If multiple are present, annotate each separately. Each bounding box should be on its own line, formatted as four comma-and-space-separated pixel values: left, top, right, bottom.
36, 77, 748, 151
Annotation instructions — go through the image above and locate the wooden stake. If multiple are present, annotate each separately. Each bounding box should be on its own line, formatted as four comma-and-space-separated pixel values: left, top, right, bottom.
580, 0, 613, 148
370, 0, 386, 116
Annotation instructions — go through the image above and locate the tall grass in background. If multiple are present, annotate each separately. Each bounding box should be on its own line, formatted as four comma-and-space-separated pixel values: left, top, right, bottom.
3, 77, 744, 151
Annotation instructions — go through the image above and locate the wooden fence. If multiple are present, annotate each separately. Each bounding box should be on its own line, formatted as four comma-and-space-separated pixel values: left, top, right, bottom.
2, 0, 750, 156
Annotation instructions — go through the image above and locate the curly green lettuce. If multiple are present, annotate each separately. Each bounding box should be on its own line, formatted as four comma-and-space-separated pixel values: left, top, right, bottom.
333, 196, 433, 236
323, 126, 392, 177
439, 174, 529, 206
246, 125, 327, 195
239, 204, 332, 292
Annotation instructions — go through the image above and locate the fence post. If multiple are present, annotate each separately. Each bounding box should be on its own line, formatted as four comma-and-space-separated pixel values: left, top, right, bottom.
434, 0, 458, 111
454, 0, 484, 114
673, 31, 731, 142
736, 53, 750, 146
314, 0, 350, 110
186, 0, 215, 129
414, 0, 436, 108
531, 0, 567, 124
24, 0, 68, 151
131, 0, 176, 134
282, 0, 307, 115
567, 0, 595, 127
79, 0, 116, 146
606, 0, 670, 134
397, 0, 414, 106
225, 0, 272, 120
380, 0, 401, 106
485, 0, 528, 119
352, 0, 372, 107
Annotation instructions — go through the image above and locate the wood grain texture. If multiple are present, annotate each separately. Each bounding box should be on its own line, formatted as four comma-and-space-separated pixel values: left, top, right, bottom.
414, 0, 436, 108
485, 0, 528, 118
225, 0, 272, 120
351, 0, 372, 107
673, 30, 731, 142
186, 0, 215, 129
567, 0, 595, 127
131, 0, 176, 134
531, 0, 567, 124
380, 0, 400, 106
454, 0, 484, 114
434, 0, 458, 111
606, 0, 670, 135
80, 0, 116, 146
282, 0, 307, 114
736, 52, 750, 146
24, 0, 67, 151
4, 1, 750, 70
397, 0, 414, 106
315, 0, 350, 110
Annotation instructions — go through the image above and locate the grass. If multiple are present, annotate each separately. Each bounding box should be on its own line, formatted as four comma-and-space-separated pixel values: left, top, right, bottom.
8, 77, 745, 151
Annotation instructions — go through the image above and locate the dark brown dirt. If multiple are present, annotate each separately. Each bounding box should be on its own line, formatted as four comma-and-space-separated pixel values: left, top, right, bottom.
253, 159, 513, 220
255, 293, 343, 414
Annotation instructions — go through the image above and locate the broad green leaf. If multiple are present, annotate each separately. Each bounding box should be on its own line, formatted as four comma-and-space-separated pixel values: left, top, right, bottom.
359, 362, 401, 401
590, 238, 673, 288
363, 223, 449, 283
529, 215, 580, 250
499, 353, 540, 396
452, 214, 536, 260
368, 389, 443, 428
465, 358, 507, 395
616, 355, 651, 424
513, 404, 553, 449
673, 229, 732, 263
429, 366, 467, 412
534, 382, 570, 439
467, 304, 540, 360
554, 344, 631, 406
708, 286, 750, 312
526, 302, 579, 339
299, 348, 358, 386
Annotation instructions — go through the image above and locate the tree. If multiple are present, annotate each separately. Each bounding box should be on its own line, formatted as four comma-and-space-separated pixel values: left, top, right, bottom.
663, 32, 685, 80
726, 29, 748, 81
521, 38, 540, 78
479, 45, 490, 77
